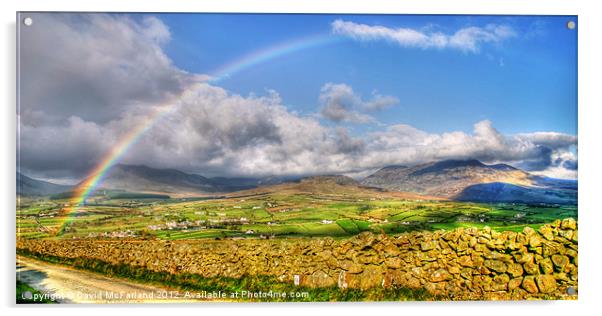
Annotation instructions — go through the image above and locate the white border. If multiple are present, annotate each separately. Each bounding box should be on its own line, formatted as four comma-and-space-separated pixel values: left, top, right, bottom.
2, 0, 601, 315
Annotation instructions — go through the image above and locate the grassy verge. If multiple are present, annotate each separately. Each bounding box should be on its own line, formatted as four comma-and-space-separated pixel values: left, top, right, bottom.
16, 280, 57, 304
17, 249, 436, 302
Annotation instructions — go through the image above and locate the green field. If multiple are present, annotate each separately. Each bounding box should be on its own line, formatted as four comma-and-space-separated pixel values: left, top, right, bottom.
16, 189, 577, 241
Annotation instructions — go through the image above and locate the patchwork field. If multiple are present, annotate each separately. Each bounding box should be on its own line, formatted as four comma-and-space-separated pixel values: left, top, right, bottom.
16, 185, 577, 241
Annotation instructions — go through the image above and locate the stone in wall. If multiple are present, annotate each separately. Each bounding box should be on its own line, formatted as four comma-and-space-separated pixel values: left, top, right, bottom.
16, 218, 578, 300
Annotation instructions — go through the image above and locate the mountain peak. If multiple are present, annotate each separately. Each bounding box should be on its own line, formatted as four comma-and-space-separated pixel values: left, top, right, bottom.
115, 163, 196, 176
489, 163, 518, 171
380, 165, 408, 171
410, 159, 486, 176
361, 158, 533, 197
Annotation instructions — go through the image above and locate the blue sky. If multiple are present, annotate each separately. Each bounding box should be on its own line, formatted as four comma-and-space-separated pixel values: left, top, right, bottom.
157, 14, 577, 135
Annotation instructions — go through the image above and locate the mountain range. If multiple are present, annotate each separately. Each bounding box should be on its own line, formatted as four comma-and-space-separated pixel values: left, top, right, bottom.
360, 159, 576, 204
17, 159, 577, 204
224, 174, 441, 201
361, 159, 533, 197
74, 164, 295, 197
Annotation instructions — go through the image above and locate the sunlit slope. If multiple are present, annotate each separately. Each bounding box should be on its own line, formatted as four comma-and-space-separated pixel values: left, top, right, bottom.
226, 175, 444, 201
361, 159, 576, 204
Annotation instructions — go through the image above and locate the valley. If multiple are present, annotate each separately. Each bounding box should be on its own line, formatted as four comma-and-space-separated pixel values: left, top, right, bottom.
17, 175, 576, 241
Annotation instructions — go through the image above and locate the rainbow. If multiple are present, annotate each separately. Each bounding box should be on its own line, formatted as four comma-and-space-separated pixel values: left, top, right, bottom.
59, 87, 194, 232
210, 33, 336, 83
58, 33, 337, 234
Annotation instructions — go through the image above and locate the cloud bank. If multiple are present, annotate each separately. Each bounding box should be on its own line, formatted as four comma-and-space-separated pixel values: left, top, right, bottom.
19, 13, 194, 125
331, 19, 516, 53
20, 81, 578, 180
18, 14, 577, 182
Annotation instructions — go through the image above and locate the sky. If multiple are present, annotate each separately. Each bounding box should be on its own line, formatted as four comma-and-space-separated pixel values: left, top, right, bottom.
17, 13, 578, 182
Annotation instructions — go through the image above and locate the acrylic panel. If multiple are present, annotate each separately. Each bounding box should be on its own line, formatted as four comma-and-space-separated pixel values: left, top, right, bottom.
16, 12, 578, 303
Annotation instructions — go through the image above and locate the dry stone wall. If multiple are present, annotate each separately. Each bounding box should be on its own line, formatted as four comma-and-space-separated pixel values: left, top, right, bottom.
17, 218, 578, 300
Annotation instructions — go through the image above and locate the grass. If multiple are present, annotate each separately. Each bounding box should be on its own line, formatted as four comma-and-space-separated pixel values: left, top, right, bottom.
17, 249, 436, 302
336, 219, 371, 234
16, 280, 57, 304
17, 191, 577, 240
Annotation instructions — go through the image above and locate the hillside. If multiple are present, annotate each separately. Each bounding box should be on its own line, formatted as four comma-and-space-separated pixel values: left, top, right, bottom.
22, 160, 577, 204
226, 174, 443, 201
361, 159, 533, 197
80, 164, 265, 195
299, 175, 360, 186
17, 172, 73, 196
455, 182, 577, 205
361, 159, 576, 204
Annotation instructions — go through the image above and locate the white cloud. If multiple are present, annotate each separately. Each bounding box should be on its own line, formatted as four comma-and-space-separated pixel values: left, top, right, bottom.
318, 83, 398, 123
331, 19, 516, 53
364, 92, 400, 111
517, 132, 577, 149
130, 112, 577, 179
140, 16, 171, 43
531, 165, 577, 180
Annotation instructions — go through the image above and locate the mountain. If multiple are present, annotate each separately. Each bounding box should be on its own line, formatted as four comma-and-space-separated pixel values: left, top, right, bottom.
79, 164, 293, 197
226, 174, 442, 201
25, 160, 576, 204
80, 164, 250, 195
361, 159, 576, 204
361, 159, 533, 197
300, 175, 360, 186
89, 165, 440, 200
455, 182, 577, 205
84, 164, 217, 195
17, 172, 73, 196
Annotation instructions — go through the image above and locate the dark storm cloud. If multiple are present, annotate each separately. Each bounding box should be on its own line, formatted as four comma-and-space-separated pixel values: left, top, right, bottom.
515, 146, 553, 171
563, 160, 578, 170
19, 13, 190, 125
18, 116, 113, 178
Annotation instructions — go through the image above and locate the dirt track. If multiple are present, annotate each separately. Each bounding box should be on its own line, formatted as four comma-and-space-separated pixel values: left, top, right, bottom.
16, 256, 211, 303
